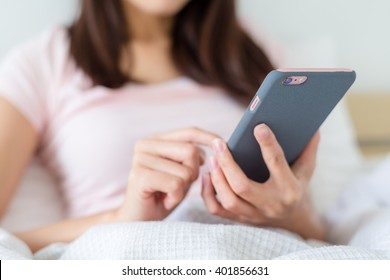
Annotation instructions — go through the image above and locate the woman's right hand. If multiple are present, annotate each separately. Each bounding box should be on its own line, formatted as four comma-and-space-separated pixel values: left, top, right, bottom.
116, 127, 220, 221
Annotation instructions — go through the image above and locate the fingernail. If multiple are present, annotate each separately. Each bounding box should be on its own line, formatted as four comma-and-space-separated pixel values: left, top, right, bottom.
255, 124, 270, 140
212, 138, 225, 154
208, 156, 218, 171
165, 196, 176, 210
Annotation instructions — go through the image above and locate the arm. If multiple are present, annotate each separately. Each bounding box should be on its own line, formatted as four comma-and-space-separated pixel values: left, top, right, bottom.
0, 97, 38, 216
0, 97, 123, 251
0, 102, 216, 252
1, 97, 105, 252
16, 128, 216, 253
14, 211, 120, 253
202, 124, 325, 240
0, 96, 124, 251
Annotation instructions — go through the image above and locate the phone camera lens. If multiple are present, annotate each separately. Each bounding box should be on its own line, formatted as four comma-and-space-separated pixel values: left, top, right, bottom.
283, 78, 293, 85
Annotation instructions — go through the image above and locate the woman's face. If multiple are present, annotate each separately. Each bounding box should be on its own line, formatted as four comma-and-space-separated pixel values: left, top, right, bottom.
124, 0, 190, 17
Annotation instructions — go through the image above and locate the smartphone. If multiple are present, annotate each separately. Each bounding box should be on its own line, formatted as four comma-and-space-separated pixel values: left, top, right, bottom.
227, 68, 356, 183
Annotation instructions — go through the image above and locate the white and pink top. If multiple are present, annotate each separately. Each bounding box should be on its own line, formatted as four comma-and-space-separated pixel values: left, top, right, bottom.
0, 27, 246, 218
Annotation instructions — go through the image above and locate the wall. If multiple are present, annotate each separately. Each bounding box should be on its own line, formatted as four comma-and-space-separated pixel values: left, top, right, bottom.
0, 0, 77, 59
238, 0, 390, 92
1, 0, 389, 92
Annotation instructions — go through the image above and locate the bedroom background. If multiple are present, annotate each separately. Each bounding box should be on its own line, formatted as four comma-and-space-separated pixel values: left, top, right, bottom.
0, 0, 389, 235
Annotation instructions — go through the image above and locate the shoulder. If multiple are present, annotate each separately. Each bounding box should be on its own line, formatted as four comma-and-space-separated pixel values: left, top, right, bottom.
1, 26, 71, 77
38, 26, 70, 55
32, 26, 71, 74
0, 26, 72, 135
4, 25, 69, 59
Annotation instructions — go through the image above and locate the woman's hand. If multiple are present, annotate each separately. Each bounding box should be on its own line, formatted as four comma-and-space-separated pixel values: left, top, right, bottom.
117, 127, 219, 222
201, 124, 325, 240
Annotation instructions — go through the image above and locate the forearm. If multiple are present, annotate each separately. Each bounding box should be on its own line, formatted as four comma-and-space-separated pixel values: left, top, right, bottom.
13, 209, 121, 253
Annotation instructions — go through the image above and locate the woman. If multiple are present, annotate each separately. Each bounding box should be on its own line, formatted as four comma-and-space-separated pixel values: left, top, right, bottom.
0, 0, 324, 252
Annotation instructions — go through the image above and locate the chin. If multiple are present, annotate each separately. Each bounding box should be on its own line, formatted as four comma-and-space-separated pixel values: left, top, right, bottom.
125, 0, 191, 17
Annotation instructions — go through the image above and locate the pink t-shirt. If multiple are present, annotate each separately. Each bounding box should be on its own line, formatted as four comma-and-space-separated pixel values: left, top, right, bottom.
0, 27, 245, 218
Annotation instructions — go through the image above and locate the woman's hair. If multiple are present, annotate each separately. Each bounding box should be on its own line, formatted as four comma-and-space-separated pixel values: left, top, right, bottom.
68, 0, 274, 104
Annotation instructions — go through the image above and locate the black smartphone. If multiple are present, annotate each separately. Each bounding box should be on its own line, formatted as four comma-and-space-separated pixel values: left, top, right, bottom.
227, 68, 356, 183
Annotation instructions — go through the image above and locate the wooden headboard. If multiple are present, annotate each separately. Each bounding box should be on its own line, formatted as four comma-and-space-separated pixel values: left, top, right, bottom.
346, 92, 390, 156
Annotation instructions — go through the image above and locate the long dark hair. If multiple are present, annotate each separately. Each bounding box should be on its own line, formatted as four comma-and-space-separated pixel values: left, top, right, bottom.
68, 0, 274, 104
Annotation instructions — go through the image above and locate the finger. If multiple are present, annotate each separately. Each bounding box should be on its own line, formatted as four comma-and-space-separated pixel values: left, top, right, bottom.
202, 173, 267, 225
212, 135, 300, 215
253, 124, 292, 182
134, 153, 198, 183
211, 138, 255, 200
208, 156, 258, 217
135, 139, 202, 169
131, 168, 186, 210
201, 173, 238, 220
291, 131, 320, 181
212, 138, 291, 209
151, 127, 221, 147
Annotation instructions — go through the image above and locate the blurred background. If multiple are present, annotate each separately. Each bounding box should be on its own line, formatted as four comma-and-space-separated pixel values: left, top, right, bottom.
1, 0, 389, 156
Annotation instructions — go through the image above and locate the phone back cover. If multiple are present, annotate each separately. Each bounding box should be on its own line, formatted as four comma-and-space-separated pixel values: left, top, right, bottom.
227, 70, 356, 183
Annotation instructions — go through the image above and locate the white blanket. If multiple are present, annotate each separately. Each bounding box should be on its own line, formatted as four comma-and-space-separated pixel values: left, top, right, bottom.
1, 200, 389, 260
2, 153, 390, 260
1, 136, 390, 260
327, 154, 390, 246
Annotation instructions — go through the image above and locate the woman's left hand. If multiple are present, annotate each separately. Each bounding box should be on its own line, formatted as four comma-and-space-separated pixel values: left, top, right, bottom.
201, 124, 325, 240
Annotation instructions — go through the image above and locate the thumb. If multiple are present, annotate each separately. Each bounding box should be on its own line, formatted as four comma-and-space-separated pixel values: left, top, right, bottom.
253, 124, 291, 180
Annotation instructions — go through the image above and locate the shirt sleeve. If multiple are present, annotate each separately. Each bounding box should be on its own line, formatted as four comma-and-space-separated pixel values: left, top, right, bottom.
0, 31, 54, 135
